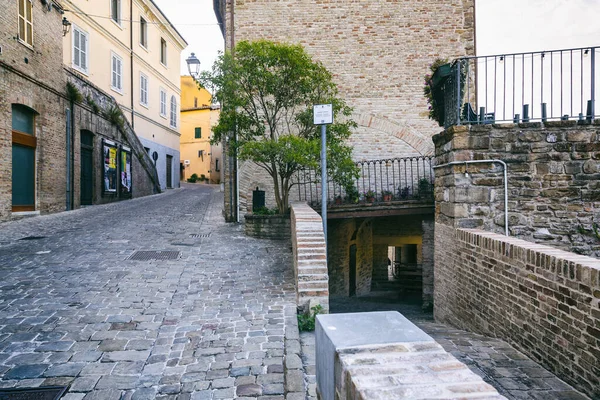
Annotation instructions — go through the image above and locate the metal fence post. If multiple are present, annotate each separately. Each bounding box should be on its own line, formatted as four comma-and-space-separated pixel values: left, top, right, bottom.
456, 60, 462, 126
591, 48, 596, 118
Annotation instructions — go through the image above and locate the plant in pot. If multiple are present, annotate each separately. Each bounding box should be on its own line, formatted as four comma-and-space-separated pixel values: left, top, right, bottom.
334, 195, 343, 205
345, 185, 360, 204
364, 190, 376, 203
418, 178, 433, 199
398, 186, 410, 199
382, 190, 393, 202
423, 58, 450, 127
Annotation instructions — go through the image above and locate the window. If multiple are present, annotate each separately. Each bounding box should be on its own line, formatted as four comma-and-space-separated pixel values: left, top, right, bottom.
215, 158, 220, 172
140, 73, 148, 106
72, 26, 89, 74
18, 0, 33, 47
111, 52, 123, 92
11, 104, 37, 211
160, 38, 167, 65
159, 89, 167, 117
194, 127, 201, 139
111, 0, 121, 24
139, 17, 147, 48
170, 95, 177, 127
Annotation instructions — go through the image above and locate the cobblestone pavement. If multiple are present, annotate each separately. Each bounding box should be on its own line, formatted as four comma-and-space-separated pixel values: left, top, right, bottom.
294, 295, 589, 400
0, 184, 301, 400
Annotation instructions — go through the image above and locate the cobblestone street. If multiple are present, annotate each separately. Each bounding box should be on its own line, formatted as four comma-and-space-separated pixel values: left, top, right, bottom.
0, 184, 298, 399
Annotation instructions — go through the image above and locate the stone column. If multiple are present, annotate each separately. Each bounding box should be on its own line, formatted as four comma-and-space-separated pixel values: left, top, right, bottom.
421, 218, 434, 311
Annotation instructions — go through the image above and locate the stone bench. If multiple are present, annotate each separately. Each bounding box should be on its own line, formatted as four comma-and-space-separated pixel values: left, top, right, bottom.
316, 311, 506, 400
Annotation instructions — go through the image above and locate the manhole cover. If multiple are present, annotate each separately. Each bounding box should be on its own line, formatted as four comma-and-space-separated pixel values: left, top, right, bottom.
19, 236, 47, 241
190, 233, 210, 238
128, 251, 180, 261
0, 386, 67, 400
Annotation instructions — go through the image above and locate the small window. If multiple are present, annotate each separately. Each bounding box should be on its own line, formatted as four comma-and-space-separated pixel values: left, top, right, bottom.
140, 73, 148, 106
159, 89, 167, 117
111, 0, 121, 24
160, 38, 167, 65
194, 127, 201, 139
215, 158, 220, 172
170, 95, 177, 128
18, 0, 33, 47
72, 26, 89, 73
111, 52, 123, 92
139, 17, 147, 47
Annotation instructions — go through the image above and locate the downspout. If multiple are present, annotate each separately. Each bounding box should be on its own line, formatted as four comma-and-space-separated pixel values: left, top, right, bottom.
129, 0, 134, 129
433, 159, 508, 236
70, 103, 75, 209
65, 107, 71, 210
229, 0, 238, 222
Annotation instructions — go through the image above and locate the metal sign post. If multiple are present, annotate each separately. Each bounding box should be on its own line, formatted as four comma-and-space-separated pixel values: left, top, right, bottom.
313, 104, 333, 244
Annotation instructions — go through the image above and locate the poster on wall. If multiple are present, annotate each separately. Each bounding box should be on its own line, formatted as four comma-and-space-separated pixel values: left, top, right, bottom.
120, 146, 132, 197
103, 140, 118, 194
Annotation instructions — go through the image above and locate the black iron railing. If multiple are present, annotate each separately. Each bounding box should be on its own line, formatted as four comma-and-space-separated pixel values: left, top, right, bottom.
441, 46, 599, 128
295, 156, 434, 207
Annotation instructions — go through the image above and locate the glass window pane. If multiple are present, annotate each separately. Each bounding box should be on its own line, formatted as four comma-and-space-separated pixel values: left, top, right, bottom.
12, 104, 35, 135
26, 23, 32, 45
19, 18, 25, 40
26, 0, 32, 21
19, 0, 24, 16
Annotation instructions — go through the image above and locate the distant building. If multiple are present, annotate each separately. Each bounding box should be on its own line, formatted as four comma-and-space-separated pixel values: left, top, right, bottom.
180, 76, 221, 184
214, 0, 475, 221
62, 0, 188, 190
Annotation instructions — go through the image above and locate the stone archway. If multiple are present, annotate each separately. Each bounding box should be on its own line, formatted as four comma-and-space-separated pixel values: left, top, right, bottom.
352, 112, 435, 156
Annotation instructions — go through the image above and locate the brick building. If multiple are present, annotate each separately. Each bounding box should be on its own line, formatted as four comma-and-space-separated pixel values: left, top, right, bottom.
214, 0, 475, 220
1, 0, 162, 222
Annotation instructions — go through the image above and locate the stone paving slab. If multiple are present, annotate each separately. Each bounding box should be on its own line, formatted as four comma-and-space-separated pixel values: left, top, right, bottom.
0, 184, 298, 399
294, 296, 590, 400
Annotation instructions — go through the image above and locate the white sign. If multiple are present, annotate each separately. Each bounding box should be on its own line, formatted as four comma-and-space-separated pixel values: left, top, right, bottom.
313, 104, 333, 125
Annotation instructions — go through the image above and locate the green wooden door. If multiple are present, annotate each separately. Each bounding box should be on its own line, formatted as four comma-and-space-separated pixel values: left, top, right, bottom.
80, 147, 93, 205
12, 144, 35, 209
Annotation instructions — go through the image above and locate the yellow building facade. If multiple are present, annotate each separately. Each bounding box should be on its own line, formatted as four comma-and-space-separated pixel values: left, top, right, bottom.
61, 0, 187, 190
180, 76, 221, 184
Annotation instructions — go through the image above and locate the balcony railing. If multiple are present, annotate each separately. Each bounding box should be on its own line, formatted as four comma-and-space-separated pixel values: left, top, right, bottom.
294, 156, 434, 207
440, 46, 599, 128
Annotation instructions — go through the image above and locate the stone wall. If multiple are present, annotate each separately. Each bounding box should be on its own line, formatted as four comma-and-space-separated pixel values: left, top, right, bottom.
327, 219, 355, 297
217, 0, 475, 221
433, 123, 600, 258
434, 225, 600, 399
290, 203, 329, 313
244, 214, 291, 240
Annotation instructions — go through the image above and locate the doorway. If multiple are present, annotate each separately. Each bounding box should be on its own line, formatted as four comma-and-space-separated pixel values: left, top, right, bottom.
166, 155, 173, 188
349, 244, 357, 297
80, 130, 94, 205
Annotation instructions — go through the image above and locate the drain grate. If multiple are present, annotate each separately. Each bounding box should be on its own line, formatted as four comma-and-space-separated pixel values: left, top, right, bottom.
190, 233, 211, 238
0, 386, 67, 400
19, 236, 47, 241
128, 250, 180, 261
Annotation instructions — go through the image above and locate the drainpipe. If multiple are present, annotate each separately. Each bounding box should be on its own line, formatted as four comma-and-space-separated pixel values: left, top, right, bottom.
65, 107, 71, 210
129, 0, 134, 128
433, 159, 508, 236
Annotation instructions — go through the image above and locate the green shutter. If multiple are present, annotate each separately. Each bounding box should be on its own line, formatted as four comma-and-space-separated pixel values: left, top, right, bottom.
194, 127, 201, 138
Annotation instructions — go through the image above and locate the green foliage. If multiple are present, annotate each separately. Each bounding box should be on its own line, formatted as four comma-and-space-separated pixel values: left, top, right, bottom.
103, 104, 124, 130
297, 304, 324, 332
345, 185, 359, 204
187, 173, 199, 183
423, 59, 449, 126
66, 82, 83, 104
199, 40, 358, 214
418, 178, 433, 197
85, 94, 101, 114
253, 206, 279, 216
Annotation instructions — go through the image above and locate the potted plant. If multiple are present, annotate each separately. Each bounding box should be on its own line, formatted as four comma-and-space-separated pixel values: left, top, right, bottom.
382, 190, 393, 202
364, 190, 376, 203
334, 195, 343, 205
418, 178, 433, 198
345, 186, 360, 204
398, 186, 410, 199
424, 58, 450, 127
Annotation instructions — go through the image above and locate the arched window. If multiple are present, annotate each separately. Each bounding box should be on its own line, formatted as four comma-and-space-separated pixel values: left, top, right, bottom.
11, 104, 37, 211
170, 95, 177, 128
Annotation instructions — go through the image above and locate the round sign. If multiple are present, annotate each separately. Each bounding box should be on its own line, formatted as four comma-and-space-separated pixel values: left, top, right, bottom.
152, 151, 158, 161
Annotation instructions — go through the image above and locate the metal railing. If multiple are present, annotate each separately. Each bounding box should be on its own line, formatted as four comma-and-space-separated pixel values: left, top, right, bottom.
441, 46, 599, 127
295, 156, 434, 207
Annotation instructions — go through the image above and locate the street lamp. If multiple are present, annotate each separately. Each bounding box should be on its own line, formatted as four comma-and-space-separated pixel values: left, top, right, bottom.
185, 52, 201, 80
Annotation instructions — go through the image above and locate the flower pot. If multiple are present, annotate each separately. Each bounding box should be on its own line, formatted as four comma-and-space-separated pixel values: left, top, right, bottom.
366, 197, 375, 203
334, 197, 343, 205
382, 194, 392, 202
431, 63, 452, 87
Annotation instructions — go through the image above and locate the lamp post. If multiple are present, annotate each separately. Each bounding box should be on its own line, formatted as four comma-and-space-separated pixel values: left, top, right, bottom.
185, 52, 201, 80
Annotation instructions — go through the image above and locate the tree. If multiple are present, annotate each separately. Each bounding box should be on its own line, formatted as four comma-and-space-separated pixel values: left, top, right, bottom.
199, 40, 358, 214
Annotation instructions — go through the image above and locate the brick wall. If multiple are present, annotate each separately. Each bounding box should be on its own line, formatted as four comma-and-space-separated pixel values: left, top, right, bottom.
218, 0, 475, 221
291, 202, 329, 313
433, 123, 600, 258
244, 214, 291, 240
0, 2, 66, 220
434, 224, 600, 398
